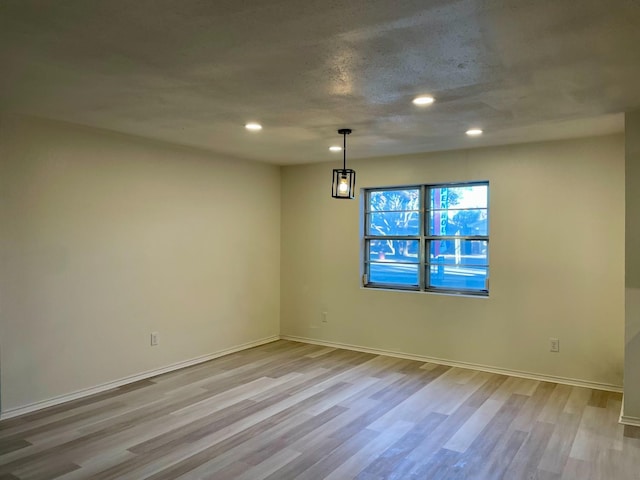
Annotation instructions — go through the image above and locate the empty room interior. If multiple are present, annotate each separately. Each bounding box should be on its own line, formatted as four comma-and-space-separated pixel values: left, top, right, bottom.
1, 1, 640, 479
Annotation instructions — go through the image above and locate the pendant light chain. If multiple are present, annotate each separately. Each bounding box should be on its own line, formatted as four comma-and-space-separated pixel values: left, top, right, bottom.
343, 131, 347, 170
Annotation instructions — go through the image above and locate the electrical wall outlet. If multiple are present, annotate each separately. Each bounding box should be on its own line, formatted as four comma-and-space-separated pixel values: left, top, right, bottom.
549, 337, 559, 352
321, 311, 328, 323
151, 331, 159, 346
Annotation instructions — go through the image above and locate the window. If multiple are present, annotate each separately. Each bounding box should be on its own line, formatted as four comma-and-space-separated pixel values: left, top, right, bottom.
363, 182, 489, 295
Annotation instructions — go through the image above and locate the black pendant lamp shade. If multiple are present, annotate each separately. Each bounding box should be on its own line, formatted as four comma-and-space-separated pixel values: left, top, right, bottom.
331, 128, 356, 199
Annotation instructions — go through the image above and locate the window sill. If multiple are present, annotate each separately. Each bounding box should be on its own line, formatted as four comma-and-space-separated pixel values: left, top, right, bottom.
361, 285, 489, 299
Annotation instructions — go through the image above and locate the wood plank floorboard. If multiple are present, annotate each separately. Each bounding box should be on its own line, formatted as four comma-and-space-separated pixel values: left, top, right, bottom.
1, 340, 639, 479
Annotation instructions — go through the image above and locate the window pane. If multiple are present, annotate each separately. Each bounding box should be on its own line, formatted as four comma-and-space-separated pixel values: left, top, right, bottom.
369, 189, 420, 211
428, 240, 488, 266
429, 185, 487, 210
368, 189, 420, 236
428, 209, 487, 236
368, 211, 420, 236
429, 265, 488, 291
369, 262, 419, 286
369, 239, 419, 263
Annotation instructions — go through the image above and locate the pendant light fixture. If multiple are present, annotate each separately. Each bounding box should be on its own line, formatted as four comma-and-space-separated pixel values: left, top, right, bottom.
331, 128, 356, 199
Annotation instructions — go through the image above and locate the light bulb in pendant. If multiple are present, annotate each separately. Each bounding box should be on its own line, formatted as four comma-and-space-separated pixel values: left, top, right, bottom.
338, 176, 349, 195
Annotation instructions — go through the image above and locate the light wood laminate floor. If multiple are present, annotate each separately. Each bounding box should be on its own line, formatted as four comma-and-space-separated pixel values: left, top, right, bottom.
1, 340, 639, 479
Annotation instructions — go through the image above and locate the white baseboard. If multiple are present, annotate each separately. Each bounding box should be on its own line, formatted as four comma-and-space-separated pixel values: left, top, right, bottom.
0, 335, 280, 421
2, 334, 624, 421
280, 335, 623, 393
619, 416, 640, 427
619, 400, 640, 426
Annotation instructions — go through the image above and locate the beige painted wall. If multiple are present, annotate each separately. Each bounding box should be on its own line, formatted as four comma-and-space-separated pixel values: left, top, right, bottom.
625, 111, 640, 419
281, 135, 625, 387
0, 116, 281, 413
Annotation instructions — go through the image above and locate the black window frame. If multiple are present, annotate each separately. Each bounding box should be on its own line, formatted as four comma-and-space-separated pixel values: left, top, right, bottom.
363, 181, 489, 296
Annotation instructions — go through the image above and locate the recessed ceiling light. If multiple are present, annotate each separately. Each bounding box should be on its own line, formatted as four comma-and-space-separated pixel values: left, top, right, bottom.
466, 129, 483, 136
329, 146, 342, 152
245, 122, 262, 131
412, 96, 435, 106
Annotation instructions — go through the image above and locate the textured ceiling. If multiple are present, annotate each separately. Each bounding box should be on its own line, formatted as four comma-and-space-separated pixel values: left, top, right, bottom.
0, 0, 638, 165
